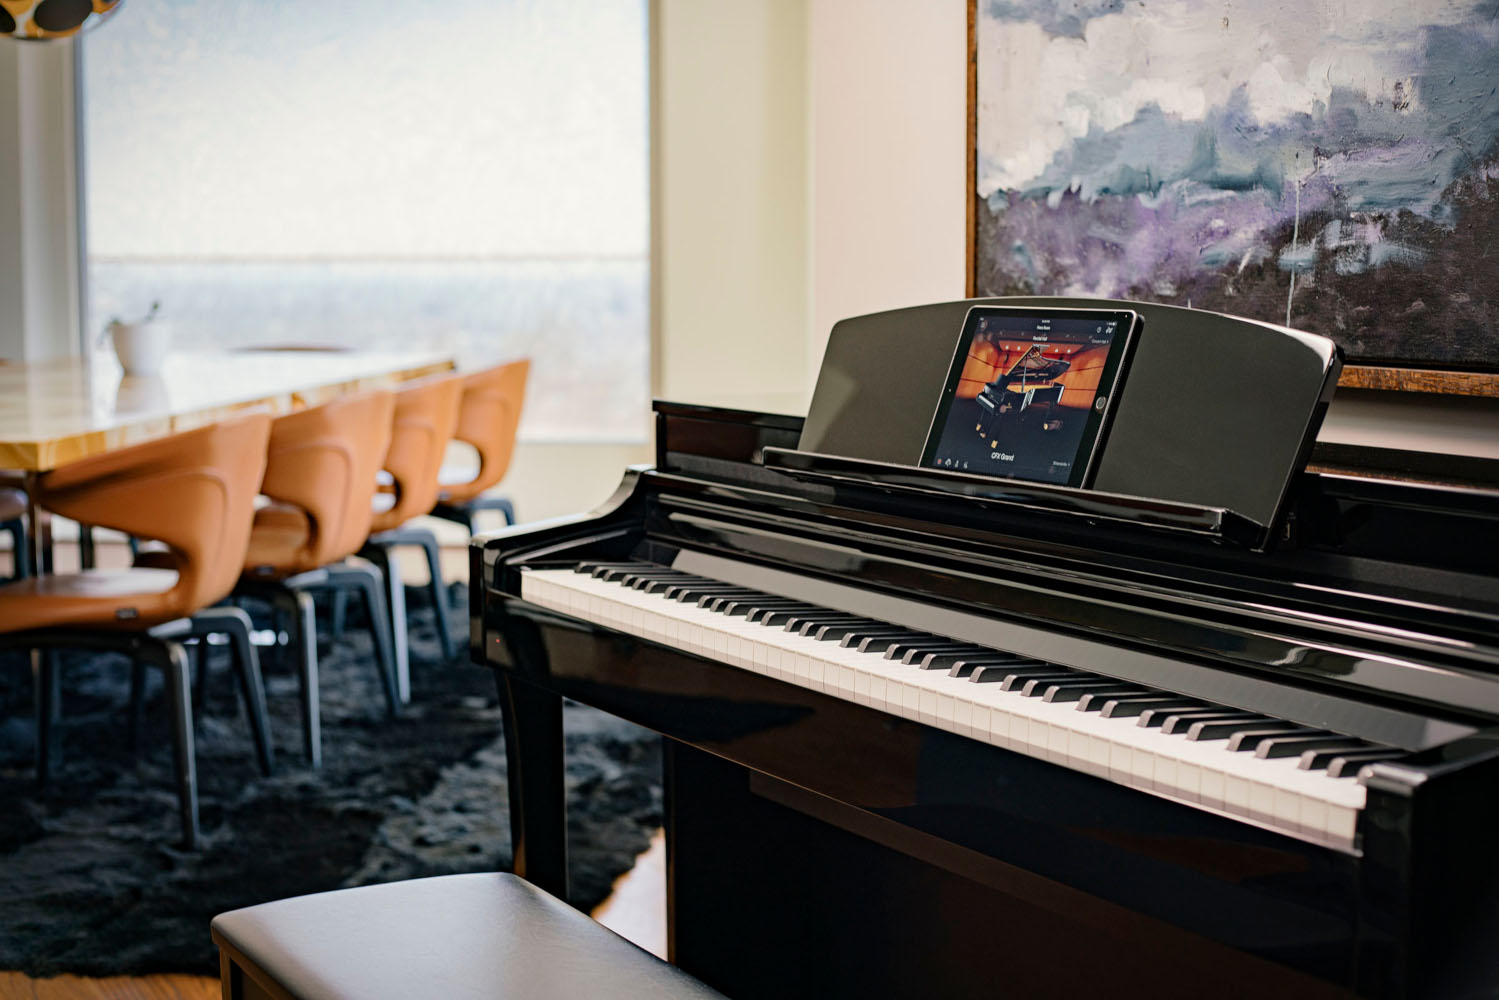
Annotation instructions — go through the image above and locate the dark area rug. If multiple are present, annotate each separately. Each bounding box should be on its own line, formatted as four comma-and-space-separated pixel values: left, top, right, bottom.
0, 584, 662, 977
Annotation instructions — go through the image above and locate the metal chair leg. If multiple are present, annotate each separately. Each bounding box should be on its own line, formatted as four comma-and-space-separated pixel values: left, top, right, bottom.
34, 649, 57, 785
128, 660, 147, 753
150, 639, 200, 849
38, 510, 54, 574
192, 607, 274, 777
330, 588, 349, 639
191, 638, 209, 719
416, 531, 457, 663
332, 563, 400, 717
4, 632, 203, 850
3, 517, 29, 580
260, 586, 321, 767
78, 523, 96, 570
359, 545, 409, 703
284, 590, 321, 768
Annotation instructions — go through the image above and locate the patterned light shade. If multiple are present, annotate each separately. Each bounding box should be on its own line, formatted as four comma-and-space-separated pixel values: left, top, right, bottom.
2, 0, 123, 40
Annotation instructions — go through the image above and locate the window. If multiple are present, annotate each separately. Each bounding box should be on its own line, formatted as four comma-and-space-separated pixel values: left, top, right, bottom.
82, 0, 649, 442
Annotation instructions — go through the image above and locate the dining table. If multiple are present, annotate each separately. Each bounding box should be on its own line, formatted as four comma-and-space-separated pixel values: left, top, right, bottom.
0, 348, 455, 576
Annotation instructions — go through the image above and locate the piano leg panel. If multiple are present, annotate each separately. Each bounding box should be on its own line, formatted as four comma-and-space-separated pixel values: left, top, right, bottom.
496, 672, 570, 901
664, 741, 1357, 1000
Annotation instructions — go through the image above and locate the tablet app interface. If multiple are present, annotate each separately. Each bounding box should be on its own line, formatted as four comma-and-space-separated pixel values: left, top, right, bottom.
925, 310, 1128, 486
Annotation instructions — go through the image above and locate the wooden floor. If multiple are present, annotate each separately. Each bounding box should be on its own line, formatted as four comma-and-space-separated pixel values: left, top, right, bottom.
0, 973, 219, 1000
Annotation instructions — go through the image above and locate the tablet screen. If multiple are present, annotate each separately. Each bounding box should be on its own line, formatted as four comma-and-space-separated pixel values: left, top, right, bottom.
920, 306, 1138, 488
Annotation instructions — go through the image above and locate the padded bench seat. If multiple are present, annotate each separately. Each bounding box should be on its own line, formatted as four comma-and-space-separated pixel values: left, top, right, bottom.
211, 873, 725, 1000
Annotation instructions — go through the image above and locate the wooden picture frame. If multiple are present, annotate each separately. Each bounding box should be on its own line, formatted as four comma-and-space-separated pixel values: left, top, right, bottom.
965, 0, 1499, 398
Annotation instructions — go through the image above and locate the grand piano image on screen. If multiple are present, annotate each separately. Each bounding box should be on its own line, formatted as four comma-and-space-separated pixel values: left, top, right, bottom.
973, 341, 1073, 436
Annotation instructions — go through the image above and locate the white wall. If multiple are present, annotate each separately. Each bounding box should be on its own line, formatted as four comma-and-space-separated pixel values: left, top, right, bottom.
0, 40, 82, 361
806, 0, 969, 384
653, 0, 809, 410
487, 0, 818, 523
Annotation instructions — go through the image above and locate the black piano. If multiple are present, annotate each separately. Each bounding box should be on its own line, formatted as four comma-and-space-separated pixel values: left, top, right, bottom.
472, 298, 1499, 1000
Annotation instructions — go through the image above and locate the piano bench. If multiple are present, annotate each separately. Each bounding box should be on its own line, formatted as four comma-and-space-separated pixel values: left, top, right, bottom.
210, 873, 725, 1000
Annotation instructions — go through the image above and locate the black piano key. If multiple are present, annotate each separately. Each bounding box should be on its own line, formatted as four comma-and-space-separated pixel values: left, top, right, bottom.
575, 563, 659, 578
1020, 674, 1099, 697
1254, 734, 1363, 759
916, 649, 1009, 671
947, 657, 1030, 678
597, 566, 660, 582
712, 595, 792, 615
1041, 683, 1139, 704
661, 582, 710, 600
782, 613, 861, 633
702, 591, 767, 611
608, 567, 680, 583
1298, 744, 1381, 771
1226, 727, 1323, 752
1139, 707, 1248, 729
680, 582, 755, 594
857, 634, 924, 654
670, 584, 753, 603
967, 662, 1053, 684
795, 615, 869, 635
639, 577, 704, 594
883, 639, 947, 661
1327, 751, 1405, 778
739, 601, 816, 620
1160, 711, 1263, 736
753, 607, 827, 626
718, 598, 801, 617
1185, 717, 1291, 741
832, 629, 905, 647
812, 622, 885, 642
899, 643, 980, 665
1076, 689, 1156, 712
1097, 696, 1202, 719
777, 609, 846, 628
1002, 671, 1075, 692
578, 561, 652, 578
659, 578, 737, 599
622, 572, 692, 589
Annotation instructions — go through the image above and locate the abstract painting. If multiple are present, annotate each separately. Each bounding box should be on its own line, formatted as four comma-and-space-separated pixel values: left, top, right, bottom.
971, 1, 1499, 371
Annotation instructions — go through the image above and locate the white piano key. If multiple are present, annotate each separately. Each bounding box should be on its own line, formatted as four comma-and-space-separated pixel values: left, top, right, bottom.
520, 567, 1371, 855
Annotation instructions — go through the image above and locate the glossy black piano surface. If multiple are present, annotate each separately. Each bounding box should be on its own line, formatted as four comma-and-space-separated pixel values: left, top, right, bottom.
471, 301, 1499, 1000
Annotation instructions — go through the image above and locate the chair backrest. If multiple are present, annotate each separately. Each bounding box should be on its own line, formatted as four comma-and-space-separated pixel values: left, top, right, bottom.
443, 359, 530, 503
370, 374, 464, 533
38, 411, 273, 615
258, 390, 396, 567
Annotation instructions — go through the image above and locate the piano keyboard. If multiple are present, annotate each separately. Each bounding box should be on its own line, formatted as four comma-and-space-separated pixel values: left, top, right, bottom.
521, 561, 1411, 854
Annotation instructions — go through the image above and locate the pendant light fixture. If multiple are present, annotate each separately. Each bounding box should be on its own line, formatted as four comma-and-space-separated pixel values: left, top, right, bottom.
2, 0, 124, 41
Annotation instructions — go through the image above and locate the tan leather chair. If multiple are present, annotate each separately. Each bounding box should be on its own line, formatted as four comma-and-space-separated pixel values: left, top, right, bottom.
430, 360, 529, 534
234, 390, 398, 767
356, 374, 464, 697
0, 412, 275, 847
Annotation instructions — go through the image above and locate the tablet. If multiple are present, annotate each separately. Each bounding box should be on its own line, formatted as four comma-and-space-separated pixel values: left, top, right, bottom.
920, 305, 1139, 488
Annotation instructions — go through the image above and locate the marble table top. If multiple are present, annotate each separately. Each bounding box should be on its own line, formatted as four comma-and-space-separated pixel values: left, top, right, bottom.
0, 349, 454, 472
